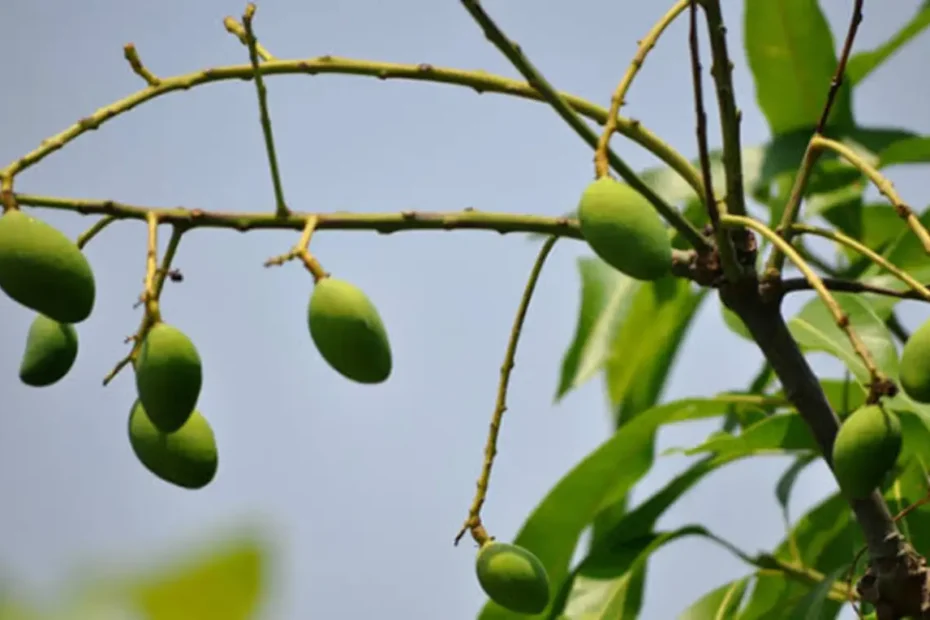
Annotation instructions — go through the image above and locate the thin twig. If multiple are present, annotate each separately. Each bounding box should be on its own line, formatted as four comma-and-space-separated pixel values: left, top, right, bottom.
593, 0, 690, 178
123, 44, 161, 87
240, 3, 290, 218
781, 276, 930, 302
459, 0, 711, 253
817, 0, 864, 133
264, 215, 328, 281
223, 16, 275, 60
454, 236, 559, 547
76, 215, 117, 249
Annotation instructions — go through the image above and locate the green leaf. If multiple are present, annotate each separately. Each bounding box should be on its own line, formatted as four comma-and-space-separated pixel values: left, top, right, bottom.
683, 413, 818, 459
605, 277, 707, 424
721, 304, 753, 341
744, 0, 854, 134
787, 292, 898, 386
476, 398, 738, 620
738, 493, 855, 620
677, 578, 751, 620
847, 3, 930, 85
787, 566, 850, 620
879, 135, 930, 168
556, 258, 640, 401
557, 527, 751, 620
775, 453, 817, 520
128, 534, 265, 620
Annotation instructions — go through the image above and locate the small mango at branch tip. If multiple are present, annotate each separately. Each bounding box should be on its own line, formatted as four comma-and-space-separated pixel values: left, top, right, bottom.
308, 277, 392, 384
127, 400, 218, 490
899, 317, 930, 403
134, 322, 203, 433
475, 541, 550, 614
0, 209, 96, 323
831, 403, 902, 500
577, 177, 673, 282
19, 314, 79, 387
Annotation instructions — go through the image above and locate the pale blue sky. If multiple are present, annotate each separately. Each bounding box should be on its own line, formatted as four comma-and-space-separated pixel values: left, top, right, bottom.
1, 2, 928, 619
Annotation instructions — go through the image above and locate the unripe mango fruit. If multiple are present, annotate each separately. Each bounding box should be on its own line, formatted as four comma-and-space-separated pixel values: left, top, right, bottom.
577, 177, 672, 281
19, 314, 79, 387
128, 400, 218, 490
899, 318, 930, 403
134, 322, 203, 433
831, 404, 902, 499
308, 277, 392, 384
475, 541, 550, 614
0, 209, 96, 323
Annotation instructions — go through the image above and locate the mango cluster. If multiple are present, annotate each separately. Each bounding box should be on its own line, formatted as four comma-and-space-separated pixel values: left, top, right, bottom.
130, 322, 218, 489
475, 540, 550, 614
307, 276, 392, 384
0, 209, 95, 388
576, 177, 672, 281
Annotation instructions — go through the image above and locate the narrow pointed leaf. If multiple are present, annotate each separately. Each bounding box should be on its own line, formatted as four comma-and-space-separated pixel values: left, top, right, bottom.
677, 578, 751, 620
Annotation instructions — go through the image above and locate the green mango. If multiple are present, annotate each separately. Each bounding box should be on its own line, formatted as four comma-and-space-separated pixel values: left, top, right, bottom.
831, 404, 902, 499
900, 317, 930, 403
577, 177, 672, 281
308, 277, 392, 384
19, 314, 79, 387
475, 541, 550, 614
128, 400, 218, 490
0, 209, 96, 323
134, 322, 203, 433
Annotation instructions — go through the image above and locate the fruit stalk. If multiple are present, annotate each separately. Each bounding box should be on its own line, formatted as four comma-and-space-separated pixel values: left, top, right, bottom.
453, 236, 558, 547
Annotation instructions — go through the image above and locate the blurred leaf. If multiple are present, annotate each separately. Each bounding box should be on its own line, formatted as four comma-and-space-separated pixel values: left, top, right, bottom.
787, 293, 898, 386
477, 397, 740, 620
557, 526, 751, 620
744, 0, 853, 134
128, 535, 265, 620
556, 258, 640, 400
847, 3, 930, 85
683, 413, 818, 458
879, 135, 930, 168
738, 493, 856, 620
606, 277, 707, 424
787, 566, 849, 620
775, 453, 817, 520
677, 578, 750, 619
721, 304, 753, 341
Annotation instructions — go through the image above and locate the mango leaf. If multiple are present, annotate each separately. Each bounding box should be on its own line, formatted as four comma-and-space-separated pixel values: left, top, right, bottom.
856, 263, 930, 320
744, 0, 853, 134
683, 413, 818, 459
476, 398, 739, 620
880, 136, 930, 168
556, 257, 639, 400
787, 293, 898, 386
738, 493, 856, 620
556, 526, 752, 620
721, 304, 753, 341
775, 453, 818, 522
127, 534, 265, 620
677, 578, 751, 620
787, 566, 850, 620
847, 3, 930, 85
606, 277, 707, 424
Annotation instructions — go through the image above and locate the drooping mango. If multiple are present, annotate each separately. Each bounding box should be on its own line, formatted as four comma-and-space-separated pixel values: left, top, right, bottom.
18, 314, 79, 387
134, 322, 203, 433
831, 404, 902, 499
475, 541, 550, 614
308, 277, 392, 384
899, 318, 930, 403
0, 209, 96, 323
127, 400, 218, 490
576, 177, 672, 281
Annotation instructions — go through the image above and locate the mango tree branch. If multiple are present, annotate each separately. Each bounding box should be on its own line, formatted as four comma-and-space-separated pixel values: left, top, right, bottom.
0, 57, 705, 211
459, 0, 712, 253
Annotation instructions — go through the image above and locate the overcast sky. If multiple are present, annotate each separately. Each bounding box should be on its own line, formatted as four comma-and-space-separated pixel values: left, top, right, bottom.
1, 1, 928, 619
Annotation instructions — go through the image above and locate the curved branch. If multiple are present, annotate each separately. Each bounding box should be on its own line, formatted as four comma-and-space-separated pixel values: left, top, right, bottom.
0, 56, 704, 204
